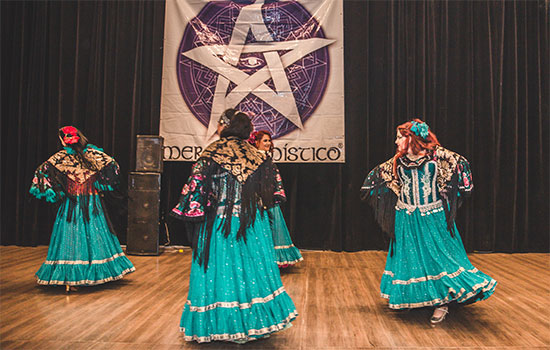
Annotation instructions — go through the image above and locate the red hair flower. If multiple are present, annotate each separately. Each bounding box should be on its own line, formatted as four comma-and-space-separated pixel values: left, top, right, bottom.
248, 131, 259, 145
61, 126, 80, 145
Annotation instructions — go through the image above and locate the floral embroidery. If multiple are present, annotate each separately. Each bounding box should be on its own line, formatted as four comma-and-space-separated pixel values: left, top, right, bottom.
181, 184, 190, 195
363, 146, 473, 198
46, 147, 116, 184
273, 165, 286, 201
171, 158, 210, 220
30, 146, 119, 203
201, 137, 266, 183
186, 201, 204, 217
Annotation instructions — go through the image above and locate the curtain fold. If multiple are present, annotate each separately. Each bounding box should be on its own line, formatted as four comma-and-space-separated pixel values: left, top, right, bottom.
1, 0, 166, 245
2, 0, 548, 252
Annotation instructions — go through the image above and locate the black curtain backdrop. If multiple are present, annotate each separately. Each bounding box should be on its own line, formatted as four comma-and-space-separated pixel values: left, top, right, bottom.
2, 1, 548, 253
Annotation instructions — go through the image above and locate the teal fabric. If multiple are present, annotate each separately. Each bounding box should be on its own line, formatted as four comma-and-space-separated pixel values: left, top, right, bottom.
84, 144, 103, 152
181, 209, 298, 343
381, 207, 497, 309
269, 204, 303, 266
29, 186, 61, 203
35, 194, 135, 286
63, 144, 103, 155
63, 146, 76, 155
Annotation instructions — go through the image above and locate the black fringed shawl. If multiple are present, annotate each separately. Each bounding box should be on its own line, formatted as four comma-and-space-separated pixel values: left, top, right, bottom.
30, 145, 121, 223
170, 137, 281, 270
360, 146, 473, 241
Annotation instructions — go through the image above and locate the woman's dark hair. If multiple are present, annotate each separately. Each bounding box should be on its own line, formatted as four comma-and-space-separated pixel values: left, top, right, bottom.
58, 126, 98, 171
219, 109, 253, 139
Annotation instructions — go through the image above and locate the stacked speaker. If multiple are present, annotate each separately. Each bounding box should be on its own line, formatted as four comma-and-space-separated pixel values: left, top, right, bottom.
126, 135, 164, 255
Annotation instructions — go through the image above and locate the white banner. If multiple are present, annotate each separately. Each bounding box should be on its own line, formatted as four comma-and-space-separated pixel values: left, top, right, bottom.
160, 0, 345, 163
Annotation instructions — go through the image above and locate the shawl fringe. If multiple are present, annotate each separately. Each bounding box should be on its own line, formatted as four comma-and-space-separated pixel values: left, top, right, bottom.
190, 158, 277, 271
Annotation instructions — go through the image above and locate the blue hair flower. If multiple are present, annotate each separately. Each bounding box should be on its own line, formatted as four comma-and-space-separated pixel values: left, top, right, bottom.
410, 120, 429, 139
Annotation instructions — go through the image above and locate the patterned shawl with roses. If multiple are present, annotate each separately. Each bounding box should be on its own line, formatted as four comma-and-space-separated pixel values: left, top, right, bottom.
170, 137, 285, 270
29, 144, 121, 222
360, 145, 473, 238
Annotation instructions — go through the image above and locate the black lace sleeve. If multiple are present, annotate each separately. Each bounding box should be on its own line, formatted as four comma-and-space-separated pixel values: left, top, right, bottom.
273, 164, 286, 203
360, 164, 398, 239
170, 158, 210, 222
441, 155, 474, 234
95, 160, 121, 192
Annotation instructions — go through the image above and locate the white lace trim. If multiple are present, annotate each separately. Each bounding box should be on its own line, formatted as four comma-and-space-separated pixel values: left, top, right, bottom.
411, 167, 420, 206
420, 163, 433, 203
36, 266, 135, 286
185, 286, 287, 312
395, 199, 443, 215
181, 310, 298, 343
277, 256, 304, 266
399, 167, 412, 204
383, 267, 479, 285
274, 244, 295, 249
382, 278, 497, 309
44, 252, 127, 265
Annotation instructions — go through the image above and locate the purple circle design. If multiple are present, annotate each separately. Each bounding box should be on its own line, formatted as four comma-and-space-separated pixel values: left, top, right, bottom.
177, 1, 330, 139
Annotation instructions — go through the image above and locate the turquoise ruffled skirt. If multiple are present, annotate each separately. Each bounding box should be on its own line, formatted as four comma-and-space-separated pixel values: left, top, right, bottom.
36, 195, 135, 286
269, 205, 303, 267
381, 207, 497, 309
181, 209, 298, 343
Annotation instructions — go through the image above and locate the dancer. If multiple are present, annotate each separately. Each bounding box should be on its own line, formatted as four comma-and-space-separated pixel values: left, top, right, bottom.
360, 119, 496, 324
249, 130, 303, 268
30, 126, 135, 292
171, 109, 297, 343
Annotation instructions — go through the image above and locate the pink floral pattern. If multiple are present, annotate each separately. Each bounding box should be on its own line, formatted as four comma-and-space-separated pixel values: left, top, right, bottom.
185, 201, 204, 217
462, 175, 470, 188
181, 184, 190, 195
171, 159, 209, 220
273, 166, 286, 201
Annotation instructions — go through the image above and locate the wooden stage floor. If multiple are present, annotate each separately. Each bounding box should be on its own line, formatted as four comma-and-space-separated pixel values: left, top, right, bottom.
1, 246, 548, 350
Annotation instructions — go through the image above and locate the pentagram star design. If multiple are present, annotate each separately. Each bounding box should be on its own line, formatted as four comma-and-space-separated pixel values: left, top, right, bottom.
180, 0, 335, 138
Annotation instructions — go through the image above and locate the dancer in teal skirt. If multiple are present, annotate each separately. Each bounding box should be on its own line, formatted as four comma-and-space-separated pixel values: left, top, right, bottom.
249, 130, 303, 268
30, 126, 135, 292
171, 110, 297, 343
361, 119, 496, 324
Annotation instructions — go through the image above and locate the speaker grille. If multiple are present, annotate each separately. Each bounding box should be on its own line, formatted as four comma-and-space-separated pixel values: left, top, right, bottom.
136, 135, 164, 173
127, 172, 161, 255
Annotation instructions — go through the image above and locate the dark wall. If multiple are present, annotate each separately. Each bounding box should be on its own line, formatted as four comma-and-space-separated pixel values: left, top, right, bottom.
2, 0, 548, 252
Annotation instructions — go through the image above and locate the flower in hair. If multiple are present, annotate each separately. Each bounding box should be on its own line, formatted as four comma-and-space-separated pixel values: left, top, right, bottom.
219, 112, 231, 126
410, 120, 429, 139
62, 126, 78, 135
248, 131, 259, 145
61, 126, 80, 144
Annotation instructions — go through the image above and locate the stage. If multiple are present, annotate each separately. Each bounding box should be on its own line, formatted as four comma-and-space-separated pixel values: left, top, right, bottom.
1, 246, 548, 350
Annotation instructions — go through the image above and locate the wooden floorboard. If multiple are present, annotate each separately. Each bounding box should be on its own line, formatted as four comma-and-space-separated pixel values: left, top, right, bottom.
0, 246, 548, 349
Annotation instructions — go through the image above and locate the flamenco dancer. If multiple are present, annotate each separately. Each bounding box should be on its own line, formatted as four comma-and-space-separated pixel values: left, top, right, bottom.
361, 119, 497, 323
249, 130, 303, 268
30, 126, 135, 292
171, 109, 297, 343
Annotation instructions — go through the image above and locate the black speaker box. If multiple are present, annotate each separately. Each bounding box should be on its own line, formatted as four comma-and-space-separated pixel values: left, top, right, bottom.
127, 172, 161, 255
136, 135, 164, 173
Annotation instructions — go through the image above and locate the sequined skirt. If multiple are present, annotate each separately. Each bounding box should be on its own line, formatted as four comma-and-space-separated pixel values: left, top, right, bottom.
181, 209, 298, 343
35, 195, 135, 286
380, 203, 497, 309
269, 205, 303, 267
